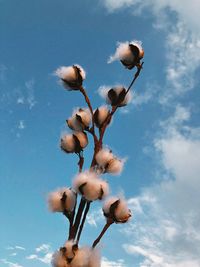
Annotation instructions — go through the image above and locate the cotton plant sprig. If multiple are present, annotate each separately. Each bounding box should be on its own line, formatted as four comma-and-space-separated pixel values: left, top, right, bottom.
50, 40, 144, 267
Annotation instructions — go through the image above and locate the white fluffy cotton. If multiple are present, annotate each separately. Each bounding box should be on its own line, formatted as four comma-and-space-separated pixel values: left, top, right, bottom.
96, 148, 114, 167
106, 158, 124, 174
51, 250, 69, 267
94, 105, 110, 128
73, 171, 109, 201
88, 248, 101, 267
67, 108, 91, 131
63, 241, 77, 261
106, 86, 132, 107
103, 197, 131, 223
61, 134, 76, 153
55, 65, 86, 90
61, 132, 88, 153
95, 148, 124, 175
48, 188, 76, 213
70, 247, 90, 267
55, 65, 86, 82
108, 40, 144, 63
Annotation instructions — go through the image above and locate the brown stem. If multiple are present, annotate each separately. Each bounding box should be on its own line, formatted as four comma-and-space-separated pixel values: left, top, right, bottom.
99, 63, 144, 146
77, 153, 84, 173
92, 219, 114, 248
76, 201, 91, 243
69, 198, 86, 240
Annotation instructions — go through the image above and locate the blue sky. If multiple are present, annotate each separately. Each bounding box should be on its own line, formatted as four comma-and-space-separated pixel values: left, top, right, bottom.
0, 0, 200, 266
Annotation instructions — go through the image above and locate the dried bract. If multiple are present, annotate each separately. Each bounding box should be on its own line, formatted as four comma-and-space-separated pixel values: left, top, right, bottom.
106, 86, 131, 107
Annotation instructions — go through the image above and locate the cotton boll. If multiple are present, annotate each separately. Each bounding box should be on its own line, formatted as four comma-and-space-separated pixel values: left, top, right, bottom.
55, 65, 86, 90
73, 171, 108, 201
67, 108, 91, 131
114, 199, 131, 223
73, 131, 88, 149
63, 241, 78, 263
94, 105, 110, 128
108, 40, 144, 69
103, 197, 131, 223
51, 250, 69, 267
70, 247, 90, 267
48, 188, 76, 213
103, 197, 119, 216
95, 148, 114, 167
61, 134, 76, 153
106, 86, 131, 107
106, 158, 124, 175
100, 180, 109, 200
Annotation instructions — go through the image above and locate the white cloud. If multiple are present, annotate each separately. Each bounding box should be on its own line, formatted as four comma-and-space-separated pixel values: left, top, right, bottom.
101, 257, 126, 267
25, 79, 37, 109
35, 243, 51, 253
6, 246, 25, 251
1, 259, 23, 267
121, 105, 200, 266
26, 243, 53, 264
102, 0, 200, 103
17, 120, 25, 130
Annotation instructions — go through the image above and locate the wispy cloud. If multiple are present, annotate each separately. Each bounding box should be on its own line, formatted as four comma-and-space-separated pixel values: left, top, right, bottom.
1, 259, 23, 267
26, 243, 53, 264
101, 257, 126, 267
121, 105, 200, 266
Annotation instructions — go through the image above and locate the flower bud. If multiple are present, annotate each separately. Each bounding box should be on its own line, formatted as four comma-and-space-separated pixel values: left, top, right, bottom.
103, 197, 131, 223
93, 105, 110, 128
106, 86, 132, 107
73, 171, 109, 201
60, 132, 88, 153
108, 40, 144, 69
55, 65, 86, 90
67, 108, 91, 131
95, 148, 124, 175
48, 188, 76, 213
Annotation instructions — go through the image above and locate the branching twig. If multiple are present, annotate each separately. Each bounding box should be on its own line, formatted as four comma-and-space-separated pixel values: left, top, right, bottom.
92, 219, 114, 248
76, 201, 91, 242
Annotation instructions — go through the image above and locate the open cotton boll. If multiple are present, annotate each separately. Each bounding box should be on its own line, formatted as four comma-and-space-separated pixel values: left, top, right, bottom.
67, 108, 91, 131
51, 250, 69, 267
114, 198, 131, 223
63, 241, 78, 263
94, 105, 110, 128
55, 65, 86, 90
61, 134, 76, 153
73, 171, 108, 201
106, 158, 124, 175
73, 131, 88, 149
106, 86, 132, 107
108, 40, 144, 69
70, 247, 90, 267
48, 188, 76, 212
95, 148, 114, 167
103, 197, 131, 223
103, 196, 119, 215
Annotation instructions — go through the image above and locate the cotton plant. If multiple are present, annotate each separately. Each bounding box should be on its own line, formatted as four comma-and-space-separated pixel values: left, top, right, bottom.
48, 40, 144, 267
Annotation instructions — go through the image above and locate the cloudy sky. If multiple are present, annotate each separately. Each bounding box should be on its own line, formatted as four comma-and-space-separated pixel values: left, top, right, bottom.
0, 0, 200, 266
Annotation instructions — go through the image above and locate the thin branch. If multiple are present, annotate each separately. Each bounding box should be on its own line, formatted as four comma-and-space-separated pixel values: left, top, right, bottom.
92, 219, 114, 248
69, 197, 85, 240
76, 201, 91, 243
77, 152, 84, 173
99, 63, 144, 147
